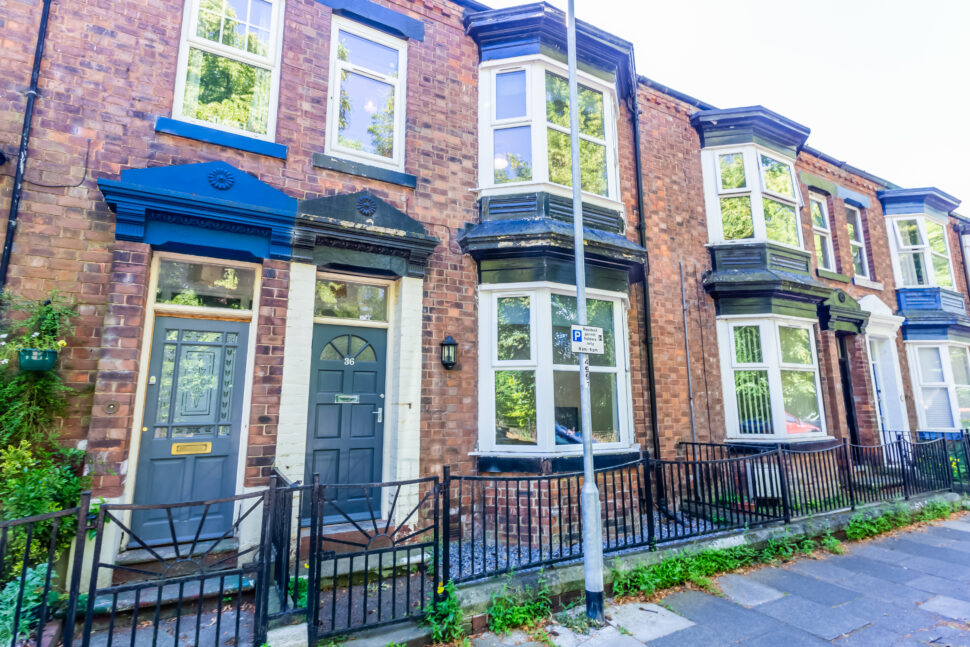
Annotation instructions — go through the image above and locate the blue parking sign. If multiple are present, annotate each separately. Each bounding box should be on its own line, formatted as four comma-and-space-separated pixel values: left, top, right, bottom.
572, 329, 583, 342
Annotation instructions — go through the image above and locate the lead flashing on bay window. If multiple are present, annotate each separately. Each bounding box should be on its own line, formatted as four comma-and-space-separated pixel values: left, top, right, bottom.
702, 145, 803, 249
325, 16, 408, 172
888, 214, 955, 289
173, 0, 286, 141
478, 55, 622, 208
717, 315, 827, 442
477, 281, 634, 456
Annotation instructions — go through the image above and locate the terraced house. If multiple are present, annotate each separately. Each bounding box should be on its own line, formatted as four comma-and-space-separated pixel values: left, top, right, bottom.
2, 0, 967, 569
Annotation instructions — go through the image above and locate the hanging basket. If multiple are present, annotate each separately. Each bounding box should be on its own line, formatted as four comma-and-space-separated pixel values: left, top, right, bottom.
18, 349, 58, 371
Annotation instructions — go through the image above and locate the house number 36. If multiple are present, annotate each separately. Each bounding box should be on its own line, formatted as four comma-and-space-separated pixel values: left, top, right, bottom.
344, 357, 355, 366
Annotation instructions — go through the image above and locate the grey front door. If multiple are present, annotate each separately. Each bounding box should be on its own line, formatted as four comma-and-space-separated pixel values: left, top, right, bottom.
132, 317, 249, 545
306, 324, 386, 520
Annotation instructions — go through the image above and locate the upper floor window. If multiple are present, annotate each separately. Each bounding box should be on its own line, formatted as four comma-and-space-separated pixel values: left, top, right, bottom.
844, 204, 870, 279
717, 317, 825, 440
174, 0, 285, 139
810, 194, 835, 271
480, 59, 619, 202
326, 18, 407, 170
703, 147, 801, 248
890, 216, 954, 289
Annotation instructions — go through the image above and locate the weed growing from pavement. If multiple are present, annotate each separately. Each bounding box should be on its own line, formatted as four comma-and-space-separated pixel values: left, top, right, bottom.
424, 580, 469, 646
845, 498, 960, 540
486, 572, 552, 635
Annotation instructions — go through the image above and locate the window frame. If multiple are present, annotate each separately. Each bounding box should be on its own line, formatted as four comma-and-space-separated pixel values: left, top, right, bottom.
907, 341, 970, 430
809, 193, 835, 271
718, 316, 827, 442
844, 204, 871, 279
702, 145, 803, 249
478, 282, 634, 455
324, 16, 408, 171
172, 0, 286, 141
889, 215, 955, 288
478, 55, 621, 205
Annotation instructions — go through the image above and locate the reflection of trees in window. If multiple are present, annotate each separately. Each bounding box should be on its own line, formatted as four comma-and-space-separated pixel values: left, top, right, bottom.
496, 297, 530, 361
763, 198, 798, 246
315, 281, 387, 321
720, 197, 754, 240
495, 154, 532, 184
544, 72, 608, 196
367, 94, 395, 158
735, 370, 772, 434
760, 155, 794, 197
185, 48, 270, 134
781, 370, 819, 422
550, 295, 614, 367
719, 153, 746, 190
495, 370, 536, 445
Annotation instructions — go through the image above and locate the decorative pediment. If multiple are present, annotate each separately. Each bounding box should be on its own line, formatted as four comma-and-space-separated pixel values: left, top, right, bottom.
820, 289, 869, 334
98, 161, 297, 261
294, 191, 439, 278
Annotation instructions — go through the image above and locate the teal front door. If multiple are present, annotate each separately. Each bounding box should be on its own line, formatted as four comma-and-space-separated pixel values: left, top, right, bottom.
132, 317, 249, 545
305, 324, 387, 520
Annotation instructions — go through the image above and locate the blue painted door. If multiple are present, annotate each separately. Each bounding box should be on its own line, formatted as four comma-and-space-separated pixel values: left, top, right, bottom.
131, 317, 249, 545
305, 325, 386, 521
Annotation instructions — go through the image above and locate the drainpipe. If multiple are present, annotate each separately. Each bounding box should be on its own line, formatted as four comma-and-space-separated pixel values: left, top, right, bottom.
0, 0, 55, 292
628, 57, 661, 462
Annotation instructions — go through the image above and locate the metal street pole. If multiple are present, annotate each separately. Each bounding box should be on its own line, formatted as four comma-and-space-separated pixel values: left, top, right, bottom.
566, 0, 604, 623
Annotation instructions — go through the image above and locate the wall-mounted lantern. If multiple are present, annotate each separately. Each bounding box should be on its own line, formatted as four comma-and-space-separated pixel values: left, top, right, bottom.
440, 335, 457, 370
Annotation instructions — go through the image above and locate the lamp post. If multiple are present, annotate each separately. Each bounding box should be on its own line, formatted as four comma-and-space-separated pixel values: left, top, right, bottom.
566, 0, 604, 623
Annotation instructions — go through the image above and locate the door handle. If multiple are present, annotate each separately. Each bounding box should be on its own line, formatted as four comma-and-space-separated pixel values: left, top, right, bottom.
372, 407, 383, 423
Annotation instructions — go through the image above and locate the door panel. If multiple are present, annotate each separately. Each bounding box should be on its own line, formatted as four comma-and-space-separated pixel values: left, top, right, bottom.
305, 324, 387, 521
132, 317, 249, 545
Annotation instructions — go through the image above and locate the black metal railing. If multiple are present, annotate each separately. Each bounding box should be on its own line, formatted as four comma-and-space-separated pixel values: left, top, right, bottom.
268, 469, 309, 624
780, 441, 853, 517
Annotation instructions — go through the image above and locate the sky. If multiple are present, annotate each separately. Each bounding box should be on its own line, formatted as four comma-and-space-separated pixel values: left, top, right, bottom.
483, 0, 970, 207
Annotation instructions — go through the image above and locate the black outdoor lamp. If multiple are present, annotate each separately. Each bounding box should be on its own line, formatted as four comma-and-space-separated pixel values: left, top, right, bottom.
440, 335, 457, 370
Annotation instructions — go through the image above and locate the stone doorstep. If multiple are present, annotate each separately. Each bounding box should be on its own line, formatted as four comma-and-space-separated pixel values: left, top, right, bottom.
114, 538, 239, 565
90, 574, 255, 616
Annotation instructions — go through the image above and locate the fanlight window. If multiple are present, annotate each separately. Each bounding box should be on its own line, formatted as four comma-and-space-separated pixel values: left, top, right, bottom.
320, 334, 377, 363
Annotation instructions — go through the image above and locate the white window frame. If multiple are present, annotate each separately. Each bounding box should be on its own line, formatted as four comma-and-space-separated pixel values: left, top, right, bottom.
906, 341, 970, 430
477, 55, 622, 209
325, 16, 408, 171
888, 215, 955, 288
717, 316, 827, 442
809, 193, 835, 271
701, 145, 803, 249
844, 204, 871, 279
173, 0, 286, 141
477, 282, 634, 455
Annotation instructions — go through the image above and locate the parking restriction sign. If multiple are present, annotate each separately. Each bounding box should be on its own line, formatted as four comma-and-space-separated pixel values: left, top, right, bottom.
570, 325, 604, 354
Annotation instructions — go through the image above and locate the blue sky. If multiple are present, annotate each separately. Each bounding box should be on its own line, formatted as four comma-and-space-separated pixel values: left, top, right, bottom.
485, 0, 970, 207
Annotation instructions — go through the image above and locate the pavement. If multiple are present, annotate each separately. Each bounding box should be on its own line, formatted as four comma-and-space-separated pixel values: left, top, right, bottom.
470, 518, 970, 646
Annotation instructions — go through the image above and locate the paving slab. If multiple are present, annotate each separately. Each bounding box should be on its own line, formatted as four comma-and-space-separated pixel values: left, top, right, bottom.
879, 537, 970, 566
660, 591, 783, 641
605, 602, 694, 643
715, 573, 784, 607
895, 555, 970, 581
836, 596, 945, 635
754, 595, 868, 640
849, 543, 910, 564
905, 622, 970, 646
830, 624, 914, 647
942, 519, 970, 532
919, 595, 970, 621
644, 623, 730, 646
745, 568, 861, 606
907, 574, 970, 602
574, 625, 643, 647
788, 560, 932, 605
830, 555, 920, 584
737, 627, 830, 646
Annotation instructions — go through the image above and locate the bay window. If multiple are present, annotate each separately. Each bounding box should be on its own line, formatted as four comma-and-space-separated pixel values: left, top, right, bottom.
480, 58, 619, 202
844, 205, 871, 279
891, 216, 954, 288
909, 343, 970, 429
174, 0, 284, 138
810, 194, 835, 270
703, 147, 802, 247
479, 284, 632, 453
718, 317, 826, 440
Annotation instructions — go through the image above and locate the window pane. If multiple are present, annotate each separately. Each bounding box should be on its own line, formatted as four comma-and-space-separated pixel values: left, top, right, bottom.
956, 387, 970, 429
735, 370, 773, 434
547, 129, 608, 196
496, 296, 531, 361
896, 219, 922, 246
815, 233, 831, 269
337, 70, 395, 158
810, 199, 827, 229
733, 325, 763, 363
763, 198, 799, 246
493, 127, 532, 183
337, 30, 399, 77
553, 371, 619, 444
760, 155, 794, 198
922, 387, 953, 428
781, 370, 822, 434
551, 295, 615, 367
183, 48, 271, 135
720, 197, 754, 240
950, 347, 970, 386
918, 347, 945, 383
544, 72, 605, 138
852, 245, 867, 277
933, 254, 953, 288
845, 208, 863, 243
900, 251, 927, 286
314, 280, 387, 321
719, 153, 746, 190
494, 370, 536, 445
926, 221, 948, 255
157, 260, 255, 309
495, 70, 527, 120
779, 327, 812, 365
196, 0, 272, 56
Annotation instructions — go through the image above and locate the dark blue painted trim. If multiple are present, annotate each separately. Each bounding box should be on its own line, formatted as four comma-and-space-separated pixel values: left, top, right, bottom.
316, 0, 424, 41
837, 186, 870, 209
312, 153, 417, 188
878, 187, 961, 216
155, 117, 287, 159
